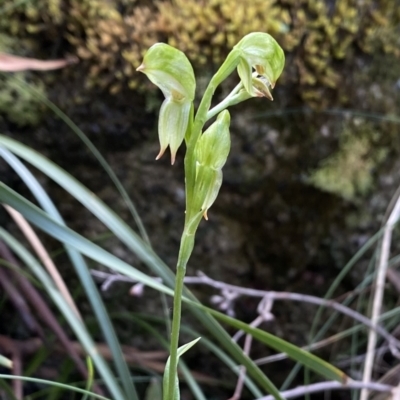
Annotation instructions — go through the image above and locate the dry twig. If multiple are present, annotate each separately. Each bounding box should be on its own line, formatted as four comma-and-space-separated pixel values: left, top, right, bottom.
0, 52, 77, 72
92, 270, 400, 357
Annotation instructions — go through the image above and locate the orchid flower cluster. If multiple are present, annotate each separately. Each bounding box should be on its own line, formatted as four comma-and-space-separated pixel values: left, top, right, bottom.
137, 32, 284, 221
137, 32, 285, 400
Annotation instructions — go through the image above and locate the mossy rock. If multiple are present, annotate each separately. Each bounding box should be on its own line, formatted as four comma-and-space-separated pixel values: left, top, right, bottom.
1, 0, 399, 106
0, 34, 46, 126
308, 120, 388, 200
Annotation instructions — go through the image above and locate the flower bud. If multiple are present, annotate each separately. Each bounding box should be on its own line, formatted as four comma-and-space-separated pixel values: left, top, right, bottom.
195, 110, 231, 170
192, 110, 231, 219
137, 43, 196, 164
234, 32, 285, 98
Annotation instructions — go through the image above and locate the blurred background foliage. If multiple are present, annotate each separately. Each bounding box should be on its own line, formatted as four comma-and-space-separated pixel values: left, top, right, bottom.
0, 0, 399, 100
0, 0, 398, 196
1, 1, 400, 396
0, 0, 399, 289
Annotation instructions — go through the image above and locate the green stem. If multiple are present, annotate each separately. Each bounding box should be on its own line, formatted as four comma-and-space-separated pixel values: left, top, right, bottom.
167, 225, 197, 400
206, 82, 242, 121
167, 48, 241, 400
206, 82, 253, 121
186, 50, 241, 210
192, 53, 238, 142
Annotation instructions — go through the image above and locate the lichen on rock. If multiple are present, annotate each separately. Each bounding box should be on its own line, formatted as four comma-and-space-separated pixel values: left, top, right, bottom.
308, 119, 388, 200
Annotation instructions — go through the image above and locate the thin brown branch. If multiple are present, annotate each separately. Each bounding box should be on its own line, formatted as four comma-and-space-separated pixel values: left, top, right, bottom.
0, 240, 90, 384
92, 269, 400, 356
185, 273, 400, 356
0, 52, 77, 72
4, 205, 81, 320
228, 297, 275, 400
0, 336, 42, 355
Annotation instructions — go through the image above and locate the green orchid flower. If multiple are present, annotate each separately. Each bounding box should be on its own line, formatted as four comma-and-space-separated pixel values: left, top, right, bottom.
136, 34, 286, 400
137, 43, 196, 164
235, 32, 285, 98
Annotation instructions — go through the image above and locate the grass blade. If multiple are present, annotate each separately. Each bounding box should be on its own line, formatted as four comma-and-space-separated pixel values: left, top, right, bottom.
205, 308, 348, 384
0, 229, 126, 400
6, 76, 149, 244
163, 338, 201, 400
1, 176, 346, 393
0, 146, 138, 399
0, 374, 111, 400
0, 181, 283, 399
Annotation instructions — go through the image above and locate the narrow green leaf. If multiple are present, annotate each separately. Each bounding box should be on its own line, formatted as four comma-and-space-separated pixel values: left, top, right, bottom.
0, 136, 296, 398
82, 357, 95, 400
0, 146, 138, 400
3, 76, 149, 243
163, 338, 201, 400
206, 308, 348, 384
0, 181, 283, 399
0, 229, 126, 400
0, 182, 173, 296
1, 178, 346, 390
0, 378, 17, 400
129, 316, 206, 400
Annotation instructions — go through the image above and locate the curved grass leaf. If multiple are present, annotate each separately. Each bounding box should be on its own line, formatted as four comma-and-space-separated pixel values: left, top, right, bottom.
0, 181, 348, 388
0, 374, 110, 400
0, 229, 125, 400
131, 312, 263, 397
202, 308, 348, 384
163, 338, 201, 400
0, 183, 173, 295
0, 146, 138, 400
130, 316, 206, 400
6, 76, 149, 244
0, 135, 283, 398
0, 379, 17, 400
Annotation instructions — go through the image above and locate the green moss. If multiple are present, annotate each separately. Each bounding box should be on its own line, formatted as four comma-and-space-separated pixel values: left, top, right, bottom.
1, 0, 399, 104
308, 121, 388, 200
0, 73, 46, 126
0, 33, 46, 126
